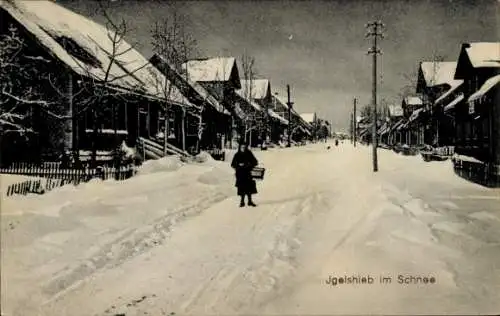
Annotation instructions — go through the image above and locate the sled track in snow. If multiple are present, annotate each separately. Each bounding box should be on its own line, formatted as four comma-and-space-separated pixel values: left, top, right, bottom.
41, 189, 231, 304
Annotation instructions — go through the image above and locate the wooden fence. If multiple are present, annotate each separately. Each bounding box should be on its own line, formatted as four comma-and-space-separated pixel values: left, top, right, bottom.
137, 137, 194, 161
205, 148, 226, 161
2, 163, 136, 197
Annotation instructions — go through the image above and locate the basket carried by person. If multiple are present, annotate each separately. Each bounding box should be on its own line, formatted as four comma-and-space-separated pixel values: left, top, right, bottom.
251, 167, 266, 180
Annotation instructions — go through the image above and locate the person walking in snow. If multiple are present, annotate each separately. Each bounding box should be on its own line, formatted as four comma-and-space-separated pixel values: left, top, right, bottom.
231, 142, 258, 207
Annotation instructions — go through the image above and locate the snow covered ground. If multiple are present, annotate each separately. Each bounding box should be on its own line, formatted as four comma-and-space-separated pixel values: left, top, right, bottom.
2, 142, 500, 315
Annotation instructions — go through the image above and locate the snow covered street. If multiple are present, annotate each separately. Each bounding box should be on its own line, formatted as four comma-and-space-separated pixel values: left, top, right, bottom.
2, 142, 500, 315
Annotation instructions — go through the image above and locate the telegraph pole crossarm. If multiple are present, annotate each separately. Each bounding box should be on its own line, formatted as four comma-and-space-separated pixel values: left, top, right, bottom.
365, 20, 385, 172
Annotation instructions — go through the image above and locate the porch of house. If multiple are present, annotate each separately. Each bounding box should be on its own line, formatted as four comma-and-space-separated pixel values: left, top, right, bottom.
451, 88, 499, 187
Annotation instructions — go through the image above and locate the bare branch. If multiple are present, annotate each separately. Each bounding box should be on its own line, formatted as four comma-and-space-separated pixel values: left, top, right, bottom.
1, 89, 55, 106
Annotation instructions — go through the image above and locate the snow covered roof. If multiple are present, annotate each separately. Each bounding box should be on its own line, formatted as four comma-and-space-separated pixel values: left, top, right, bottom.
234, 92, 261, 111
272, 95, 289, 110
150, 54, 228, 114
182, 57, 239, 84
1, 0, 190, 105
419, 61, 462, 87
237, 79, 270, 100
390, 119, 405, 131
409, 108, 425, 123
298, 125, 311, 136
403, 96, 423, 106
356, 116, 366, 124
396, 120, 407, 131
444, 93, 464, 112
268, 109, 288, 125
468, 74, 500, 102
434, 81, 464, 105
300, 113, 316, 124
378, 122, 389, 134
388, 105, 404, 117
463, 42, 500, 68
455, 42, 500, 79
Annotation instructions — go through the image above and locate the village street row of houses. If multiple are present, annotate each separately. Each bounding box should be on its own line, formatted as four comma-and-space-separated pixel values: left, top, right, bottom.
356, 42, 500, 185
0, 0, 329, 167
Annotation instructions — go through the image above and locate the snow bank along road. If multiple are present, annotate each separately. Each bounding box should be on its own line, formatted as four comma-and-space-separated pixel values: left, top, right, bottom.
2, 142, 500, 315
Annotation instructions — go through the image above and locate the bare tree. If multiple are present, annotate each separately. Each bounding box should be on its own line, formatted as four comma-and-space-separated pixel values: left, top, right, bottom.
151, 5, 199, 153
0, 26, 44, 135
399, 51, 445, 101
75, 2, 153, 166
0, 24, 85, 163
240, 53, 258, 145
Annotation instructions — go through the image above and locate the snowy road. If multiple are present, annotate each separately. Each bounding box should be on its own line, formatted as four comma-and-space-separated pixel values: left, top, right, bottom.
2, 142, 500, 315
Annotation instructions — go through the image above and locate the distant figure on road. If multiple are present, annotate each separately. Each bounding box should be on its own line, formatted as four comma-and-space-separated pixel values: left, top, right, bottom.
231, 142, 258, 207
335, 139, 339, 146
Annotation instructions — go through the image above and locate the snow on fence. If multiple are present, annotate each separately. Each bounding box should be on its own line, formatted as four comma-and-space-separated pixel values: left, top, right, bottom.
137, 137, 193, 160
1, 163, 137, 197
452, 155, 500, 187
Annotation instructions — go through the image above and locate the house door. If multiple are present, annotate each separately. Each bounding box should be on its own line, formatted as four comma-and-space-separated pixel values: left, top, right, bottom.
138, 110, 148, 138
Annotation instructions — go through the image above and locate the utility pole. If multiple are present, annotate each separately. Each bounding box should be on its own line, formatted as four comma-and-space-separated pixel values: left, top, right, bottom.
366, 20, 385, 172
353, 97, 357, 147
350, 112, 353, 144
286, 84, 294, 147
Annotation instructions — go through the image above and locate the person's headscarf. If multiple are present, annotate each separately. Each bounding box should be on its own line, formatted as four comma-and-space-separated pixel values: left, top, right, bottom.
238, 140, 248, 152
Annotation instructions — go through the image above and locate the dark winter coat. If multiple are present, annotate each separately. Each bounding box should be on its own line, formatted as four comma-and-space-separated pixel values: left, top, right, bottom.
231, 150, 258, 196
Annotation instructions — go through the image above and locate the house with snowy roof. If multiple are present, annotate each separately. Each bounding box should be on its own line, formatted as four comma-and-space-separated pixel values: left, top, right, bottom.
415, 61, 464, 147
237, 79, 272, 106
271, 94, 289, 116
150, 54, 234, 153
385, 105, 404, 146
0, 0, 194, 165
451, 42, 500, 185
300, 112, 317, 125
388, 104, 404, 118
282, 107, 310, 143
236, 79, 290, 146
400, 96, 425, 147
182, 57, 245, 147
417, 61, 463, 106
401, 96, 423, 117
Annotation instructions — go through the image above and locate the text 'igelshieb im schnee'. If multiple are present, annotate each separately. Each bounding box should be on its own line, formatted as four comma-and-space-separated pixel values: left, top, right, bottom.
325, 274, 437, 286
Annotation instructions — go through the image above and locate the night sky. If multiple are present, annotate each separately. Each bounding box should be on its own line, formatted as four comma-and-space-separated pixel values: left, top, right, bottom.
58, 0, 498, 131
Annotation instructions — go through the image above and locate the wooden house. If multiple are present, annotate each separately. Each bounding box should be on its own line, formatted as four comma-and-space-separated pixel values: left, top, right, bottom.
233, 90, 263, 147
267, 109, 289, 144
433, 81, 465, 148
182, 57, 243, 148
236, 79, 288, 146
401, 96, 424, 146
270, 94, 291, 143
149, 54, 231, 153
387, 105, 404, 146
0, 0, 191, 166
300, 112, 318, 141
416, 61, 462, 146
452, 42, 500, 184
357, 116, 372, 144
292, 110, 312, 142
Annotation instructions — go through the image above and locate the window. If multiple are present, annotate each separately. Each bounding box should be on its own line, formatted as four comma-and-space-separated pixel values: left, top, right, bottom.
468, 100, 475, 114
